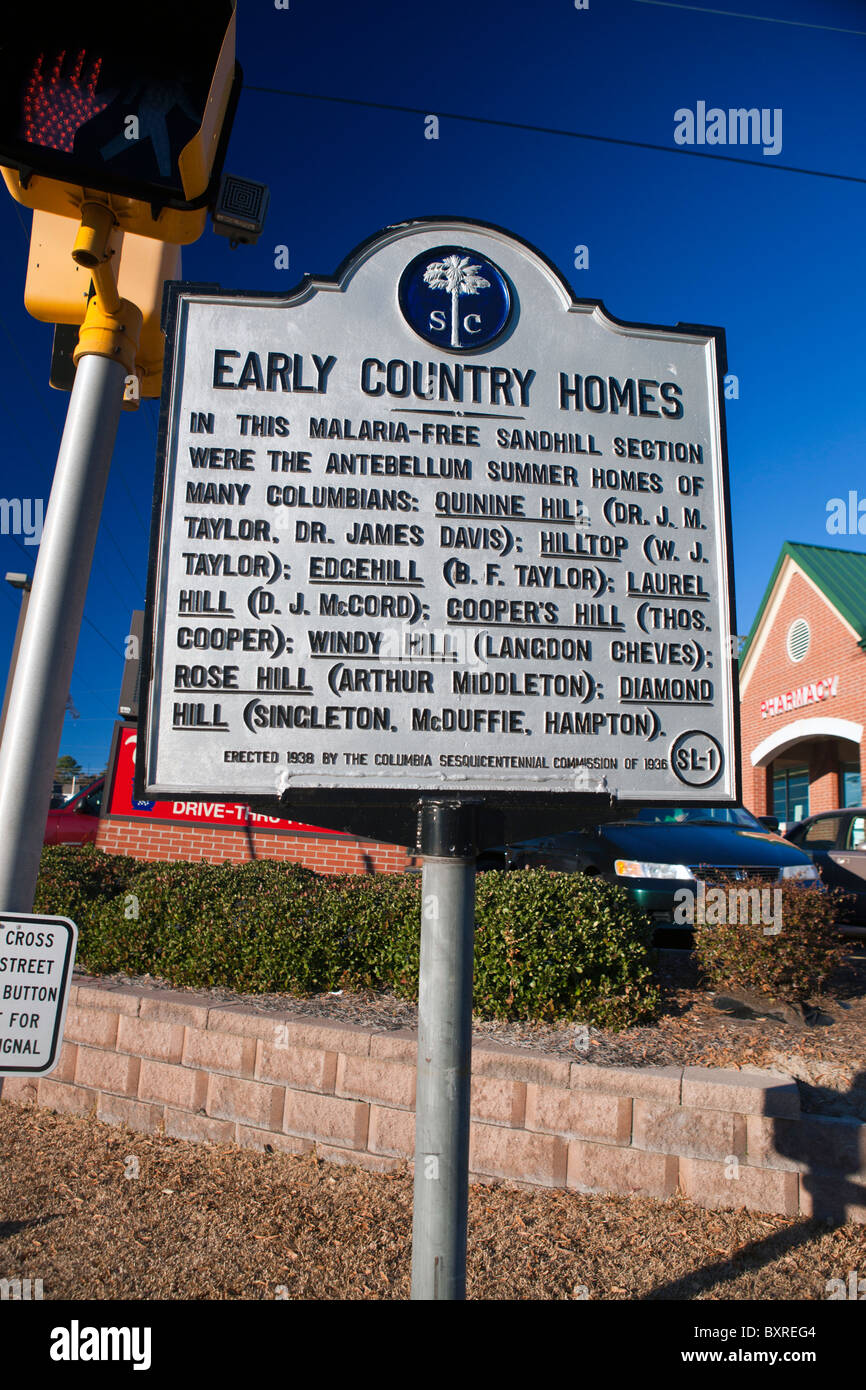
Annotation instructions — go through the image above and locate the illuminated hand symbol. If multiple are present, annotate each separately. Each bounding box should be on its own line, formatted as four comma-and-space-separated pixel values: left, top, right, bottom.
24, 50, 114, 153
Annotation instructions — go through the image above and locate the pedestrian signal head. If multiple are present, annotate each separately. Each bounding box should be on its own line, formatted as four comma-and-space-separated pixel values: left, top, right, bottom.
0, 1, 239, 242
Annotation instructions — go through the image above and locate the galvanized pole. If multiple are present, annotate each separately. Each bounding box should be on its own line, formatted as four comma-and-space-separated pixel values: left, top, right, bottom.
0, 573, 32, 746
0, 352, 126, 912
411, 797, 480, 1300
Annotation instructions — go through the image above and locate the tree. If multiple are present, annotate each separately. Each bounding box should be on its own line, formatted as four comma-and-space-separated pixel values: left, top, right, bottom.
55, 754, 82, 781
423, 254, 490, 349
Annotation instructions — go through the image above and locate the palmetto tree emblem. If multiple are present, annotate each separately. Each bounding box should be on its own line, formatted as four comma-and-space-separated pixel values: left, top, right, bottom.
422, 254, 491, 348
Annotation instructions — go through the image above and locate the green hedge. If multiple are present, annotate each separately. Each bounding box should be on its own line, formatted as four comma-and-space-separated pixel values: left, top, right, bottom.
33, 843, 138, 929
33, 846, 660, 1028
473, 869, 659, 1027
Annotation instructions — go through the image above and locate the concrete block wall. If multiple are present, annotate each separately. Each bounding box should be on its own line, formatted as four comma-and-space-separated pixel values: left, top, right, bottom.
3, 978, 864, 1222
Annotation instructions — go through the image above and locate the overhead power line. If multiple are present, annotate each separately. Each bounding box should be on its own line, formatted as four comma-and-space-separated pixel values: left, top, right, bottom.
246, 85, 866, 186
3, 527, 123, 657
632, 1, 866, 37
81, 613, 124, 660
0, 309, 149, 561
0, 534, 119, 712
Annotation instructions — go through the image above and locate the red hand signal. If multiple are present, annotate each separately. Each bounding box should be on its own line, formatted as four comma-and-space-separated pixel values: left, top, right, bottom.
23, 49, 112, 153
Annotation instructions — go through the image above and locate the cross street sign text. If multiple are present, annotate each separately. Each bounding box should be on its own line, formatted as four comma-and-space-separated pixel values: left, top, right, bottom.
0, 912, 77, 1075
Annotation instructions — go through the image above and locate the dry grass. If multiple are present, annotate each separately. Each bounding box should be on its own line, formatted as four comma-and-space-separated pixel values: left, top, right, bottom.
1, 1103, 863, 1301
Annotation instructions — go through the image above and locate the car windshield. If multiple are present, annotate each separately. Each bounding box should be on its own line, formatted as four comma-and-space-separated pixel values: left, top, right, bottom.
622, 806, 764, 830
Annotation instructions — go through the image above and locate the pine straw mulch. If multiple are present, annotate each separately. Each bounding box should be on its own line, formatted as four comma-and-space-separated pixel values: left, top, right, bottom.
1, 1103, 865, 1301
2, 947, 865, 1301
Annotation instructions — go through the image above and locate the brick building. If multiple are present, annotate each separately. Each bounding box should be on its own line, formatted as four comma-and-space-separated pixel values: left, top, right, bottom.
95, 722, 418, 874
739, 542, 866, 824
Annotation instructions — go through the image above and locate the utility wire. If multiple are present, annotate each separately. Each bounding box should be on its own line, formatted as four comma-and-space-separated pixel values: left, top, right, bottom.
0, 377, 144, 605
1, 530, 123, 703
632, 1, 866, 37
246, 85, 866, 186
0, 309, 150, 554
80, 613, 124, 660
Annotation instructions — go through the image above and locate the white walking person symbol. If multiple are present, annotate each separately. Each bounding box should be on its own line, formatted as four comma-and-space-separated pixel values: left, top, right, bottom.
423, 254, 490, 348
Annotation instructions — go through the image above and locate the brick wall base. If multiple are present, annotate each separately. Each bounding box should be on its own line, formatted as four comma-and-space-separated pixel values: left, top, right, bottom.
4, 978, 864, 1223
96, 818, 418, 875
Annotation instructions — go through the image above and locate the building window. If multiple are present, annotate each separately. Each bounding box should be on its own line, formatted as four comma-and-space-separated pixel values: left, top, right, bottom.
841, 762, 862, 808
847, 815, 865, 849
802, 814, 843, 848
773, 766, 809, 823
786, 618, 810, 663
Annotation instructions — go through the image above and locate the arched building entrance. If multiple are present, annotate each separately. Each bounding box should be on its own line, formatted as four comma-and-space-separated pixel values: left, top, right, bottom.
739, 543, 866, 825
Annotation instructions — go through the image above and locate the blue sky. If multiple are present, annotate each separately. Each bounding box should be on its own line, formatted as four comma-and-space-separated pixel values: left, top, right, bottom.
0, 0, 863, 773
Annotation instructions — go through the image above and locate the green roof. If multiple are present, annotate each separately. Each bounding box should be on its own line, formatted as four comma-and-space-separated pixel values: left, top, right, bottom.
740, 542, 866, 666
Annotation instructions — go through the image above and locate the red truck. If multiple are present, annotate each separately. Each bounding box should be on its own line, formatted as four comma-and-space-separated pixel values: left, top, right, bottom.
44, 779, 104, 845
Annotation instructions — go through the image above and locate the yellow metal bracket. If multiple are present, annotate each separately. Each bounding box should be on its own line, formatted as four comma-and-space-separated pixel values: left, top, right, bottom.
70, 203, 143, 408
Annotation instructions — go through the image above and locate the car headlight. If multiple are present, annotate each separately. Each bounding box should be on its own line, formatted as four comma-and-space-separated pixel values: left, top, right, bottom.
614, 860, 694, 880
780, 863, 821, 882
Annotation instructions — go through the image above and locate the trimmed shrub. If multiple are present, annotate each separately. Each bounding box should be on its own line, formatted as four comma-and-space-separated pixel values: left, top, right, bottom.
474, 868, 660, 1028
87, 859, 325, 990
34, 848, 659, 1027
310, 871, 422, 996
693, 876, 846, 1001
33, 844, 139, 938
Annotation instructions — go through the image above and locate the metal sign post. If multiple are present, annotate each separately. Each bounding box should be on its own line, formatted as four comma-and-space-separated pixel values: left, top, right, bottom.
411, 798, 479, 1301
137, 216, 738, 1303
0, 205, 140, 913
0, 352, 126, 910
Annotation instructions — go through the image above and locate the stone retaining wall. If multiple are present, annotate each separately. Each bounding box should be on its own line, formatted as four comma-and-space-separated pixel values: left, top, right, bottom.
3, 977, 864, 1222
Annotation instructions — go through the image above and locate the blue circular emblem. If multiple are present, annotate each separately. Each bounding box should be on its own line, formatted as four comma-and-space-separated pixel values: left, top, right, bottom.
398, 245, 512, 353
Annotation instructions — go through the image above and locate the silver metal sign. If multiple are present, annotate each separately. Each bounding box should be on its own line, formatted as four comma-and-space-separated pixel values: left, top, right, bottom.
0, 912, 77, 1076
141, 219, 737, 811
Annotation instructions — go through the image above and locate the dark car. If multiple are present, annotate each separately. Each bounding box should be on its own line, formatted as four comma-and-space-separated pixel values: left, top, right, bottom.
495, 804, 821, 928
785, 807, 866, 930
44, 778, 104, 846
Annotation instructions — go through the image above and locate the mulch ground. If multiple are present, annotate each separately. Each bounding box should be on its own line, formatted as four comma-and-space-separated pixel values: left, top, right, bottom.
1, 1104, 864, 1301
2, 944, 864, 1301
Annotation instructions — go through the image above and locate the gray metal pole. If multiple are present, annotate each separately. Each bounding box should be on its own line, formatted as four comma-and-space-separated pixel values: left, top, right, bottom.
0, 575, 32, 747
411, 798, 479, 1301
0, 353, 125, 912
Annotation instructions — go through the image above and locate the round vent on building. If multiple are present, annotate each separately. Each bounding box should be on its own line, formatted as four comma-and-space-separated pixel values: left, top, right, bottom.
787, 618, 810, 662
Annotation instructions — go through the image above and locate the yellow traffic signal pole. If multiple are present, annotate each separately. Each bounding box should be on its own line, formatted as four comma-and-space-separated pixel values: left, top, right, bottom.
0, 202, 141, 912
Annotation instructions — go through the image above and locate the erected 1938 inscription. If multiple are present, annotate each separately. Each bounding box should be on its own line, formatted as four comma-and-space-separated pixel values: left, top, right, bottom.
140, 219, 737, 817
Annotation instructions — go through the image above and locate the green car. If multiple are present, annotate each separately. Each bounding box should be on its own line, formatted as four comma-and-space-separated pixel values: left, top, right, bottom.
497, 804, 821, 929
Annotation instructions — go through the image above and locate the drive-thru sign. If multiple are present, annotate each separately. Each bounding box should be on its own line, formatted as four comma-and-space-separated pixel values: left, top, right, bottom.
0, 913, 77, 1076
139, 218, 738, 839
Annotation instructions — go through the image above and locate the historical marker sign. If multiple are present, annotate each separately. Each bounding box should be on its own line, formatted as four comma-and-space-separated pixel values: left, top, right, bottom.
0, 913, 77, 1075
139, 219, 738, 838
